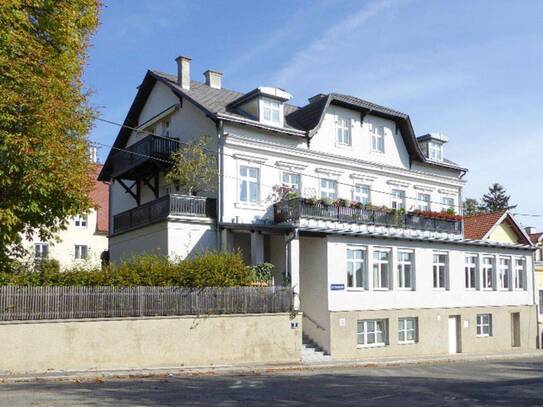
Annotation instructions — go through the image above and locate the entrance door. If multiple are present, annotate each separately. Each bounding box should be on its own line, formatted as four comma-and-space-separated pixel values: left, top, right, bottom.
511, 312, 521, 347
448, 316, 460, 354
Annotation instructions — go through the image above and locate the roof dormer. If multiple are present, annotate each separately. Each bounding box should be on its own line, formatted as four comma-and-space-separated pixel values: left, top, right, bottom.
417, 133, 448, 162
228, 86, 292, 128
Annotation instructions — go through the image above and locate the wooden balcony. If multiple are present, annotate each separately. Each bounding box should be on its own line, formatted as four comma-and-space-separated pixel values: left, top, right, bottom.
113, 194, 216, 235
110, 135, 179, 180
274, 198, 463, 235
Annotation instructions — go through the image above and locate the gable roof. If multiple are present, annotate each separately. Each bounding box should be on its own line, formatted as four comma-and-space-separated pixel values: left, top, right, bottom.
89, 164, 109, 234
464, 210, 532, 245
99, 69, 466, 181
529, 232, 543, 245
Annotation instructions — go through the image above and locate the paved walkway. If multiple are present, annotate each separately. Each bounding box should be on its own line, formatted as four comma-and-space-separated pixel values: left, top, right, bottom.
2, 356, 543, 406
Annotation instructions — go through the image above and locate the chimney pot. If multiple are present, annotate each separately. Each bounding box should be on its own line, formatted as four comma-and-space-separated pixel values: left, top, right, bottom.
175, 55, 191, 90
204, 70, 223, 89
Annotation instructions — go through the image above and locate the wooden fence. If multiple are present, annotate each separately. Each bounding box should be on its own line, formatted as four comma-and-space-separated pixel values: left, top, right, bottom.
0, 286, 294, 321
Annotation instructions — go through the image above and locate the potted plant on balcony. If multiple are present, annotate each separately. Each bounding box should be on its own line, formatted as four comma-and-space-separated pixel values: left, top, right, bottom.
410, 209, 462, 222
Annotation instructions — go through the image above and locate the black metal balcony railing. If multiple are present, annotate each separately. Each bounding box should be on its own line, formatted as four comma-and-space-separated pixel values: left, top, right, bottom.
274, 198, 463, 234
110, 135, 179, 179
113, 194, 217, 234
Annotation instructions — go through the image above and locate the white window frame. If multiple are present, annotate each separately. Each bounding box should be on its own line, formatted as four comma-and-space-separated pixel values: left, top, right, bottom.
74, 214, 88, 228
429, 142, 443, 161
74, 244, 88, 260
347, 247, 367, 290
261, 98, 282, 125
238, 164, 260, 204
442, 196, 455, 211
353, 184, 370, 204
372, 248, 391, 290
417, 193, 431, 211
320, 178, 337, 199
513, 257, 525, 290
163, 119, 171, 137
498, 257, 511, 290
432, 252, 448, 289
476, 313, 492, 337
465, 254, 478, 290
391, 189, 405, 210
482, 256, 494, 290
357, 319, 388, 347
371, 125, 385, 153
281, 172, 301, 193
398, 317, 418, 344
34, 243, 49, 260
397, 250, 414, 290
336, 116, 351, 146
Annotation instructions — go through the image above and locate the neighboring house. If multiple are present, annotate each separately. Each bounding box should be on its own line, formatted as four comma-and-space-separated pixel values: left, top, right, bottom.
24, 164, 109, 268
526, 227, 543, 346
99, 55, 537, 358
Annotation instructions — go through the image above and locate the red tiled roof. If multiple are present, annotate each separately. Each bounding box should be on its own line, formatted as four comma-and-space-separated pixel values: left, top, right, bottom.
89, 164, 109, 234
529, 232, 543, 245
463, 210, 507, 240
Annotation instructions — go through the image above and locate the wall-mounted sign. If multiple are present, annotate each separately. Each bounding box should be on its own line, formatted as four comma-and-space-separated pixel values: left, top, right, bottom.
330, 284, 345, 291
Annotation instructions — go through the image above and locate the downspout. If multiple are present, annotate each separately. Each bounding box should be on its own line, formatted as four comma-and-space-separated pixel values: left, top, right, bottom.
216, 119, 224, 250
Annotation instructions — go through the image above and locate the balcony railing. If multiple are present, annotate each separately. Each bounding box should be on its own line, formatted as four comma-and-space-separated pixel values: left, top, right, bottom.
113, 194, 216, 234
110, 135, 179, 179
274, 198, 462, 234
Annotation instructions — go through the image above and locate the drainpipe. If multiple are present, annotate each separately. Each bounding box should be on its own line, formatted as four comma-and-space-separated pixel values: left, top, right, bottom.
216, 119, 224, 250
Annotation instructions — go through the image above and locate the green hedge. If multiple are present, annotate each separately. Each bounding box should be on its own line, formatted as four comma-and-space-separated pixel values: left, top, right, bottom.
0, 251, 256, 287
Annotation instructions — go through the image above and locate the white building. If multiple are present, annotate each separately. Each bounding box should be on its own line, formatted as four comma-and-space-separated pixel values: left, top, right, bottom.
25, 165, 109, 268
99, 56, 537, 358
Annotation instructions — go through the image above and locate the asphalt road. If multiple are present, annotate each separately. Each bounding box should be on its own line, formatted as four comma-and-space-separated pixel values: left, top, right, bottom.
2, 357, 543, 406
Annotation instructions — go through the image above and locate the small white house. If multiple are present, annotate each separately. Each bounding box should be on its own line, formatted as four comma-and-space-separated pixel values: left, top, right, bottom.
99, 56, 537, 359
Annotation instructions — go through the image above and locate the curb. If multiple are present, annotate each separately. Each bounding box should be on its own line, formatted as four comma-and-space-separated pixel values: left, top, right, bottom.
1, 352, 543, 384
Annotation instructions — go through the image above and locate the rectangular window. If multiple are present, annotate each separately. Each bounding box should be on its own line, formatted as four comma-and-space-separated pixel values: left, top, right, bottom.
239, 165, 259, 203
539, 290, 543, 313
391, 189, 405, 210
397, 250, 414, 289
432, 253, 447, 289
498, 257, 510, 289
336, 117, 351, 146
282, 172, 301, 193
34, 243, 49, 259
372, 249, 390, 289
353, 184, 370, 204
262, 98, 281, 123
320, 178, 337, 199
482, 257, 494, 289
465, 255, 477, 289
442, 196, 455, 211
74, 245, 88, 260
514, 258, 524, 290
398, 318, 418, 344
371, 126, 385, 153
357, 319, 387, 346
163, 120, 170, 137
74, 215, 88, 228
429, 142, 443, 161
347, 247, 366, 289
417, 193, 431, 211
476, 314, 492, 337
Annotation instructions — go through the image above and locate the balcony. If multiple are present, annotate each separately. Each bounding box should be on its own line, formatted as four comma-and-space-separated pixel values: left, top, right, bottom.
113, 194, 216, 234
110, 135, 179, 180
274, 198, 463, 235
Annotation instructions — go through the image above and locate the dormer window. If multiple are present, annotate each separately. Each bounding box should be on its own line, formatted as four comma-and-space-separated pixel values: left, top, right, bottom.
336, 117, 351, 146
261, 98, 281, 125
429, 142, 443, 161
371, 126, 385, 153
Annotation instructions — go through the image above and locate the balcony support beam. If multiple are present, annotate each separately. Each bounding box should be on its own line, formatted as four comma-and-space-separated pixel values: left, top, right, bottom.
142, 173, 159, 199
116, 178, 139, 205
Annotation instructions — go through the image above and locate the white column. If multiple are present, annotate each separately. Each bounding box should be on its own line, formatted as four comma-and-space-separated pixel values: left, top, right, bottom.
250, 231, 264, 265
288, 234, 300, 310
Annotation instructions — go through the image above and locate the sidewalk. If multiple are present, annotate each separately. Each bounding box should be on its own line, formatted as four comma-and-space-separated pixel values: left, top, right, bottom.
2, 350, 543, 384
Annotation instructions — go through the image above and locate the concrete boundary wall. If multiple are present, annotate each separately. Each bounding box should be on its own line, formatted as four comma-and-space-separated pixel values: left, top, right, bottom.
0, 313, 301, 374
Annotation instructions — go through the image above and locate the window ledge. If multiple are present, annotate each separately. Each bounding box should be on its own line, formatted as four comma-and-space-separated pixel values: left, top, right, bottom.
476, 334, 491, 338
357, 344, 387, 349
398, 341, 417, 346
372, 288, 390, 292
335, 143, 352, 149
347, 288, 366, 292
371, 150, 385, 155
396, 287, 414, 291
234, 202, 267, 211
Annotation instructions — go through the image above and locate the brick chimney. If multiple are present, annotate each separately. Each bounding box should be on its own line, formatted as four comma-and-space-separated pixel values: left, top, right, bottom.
175, 55, 191, 90
204, 70, 222, 89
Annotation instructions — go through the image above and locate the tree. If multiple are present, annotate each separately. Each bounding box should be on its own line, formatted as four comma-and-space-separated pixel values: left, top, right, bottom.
481, 183, 516, 212
0, 1, 101, 260
165, 135, 217, 196
463, 198, 483, 216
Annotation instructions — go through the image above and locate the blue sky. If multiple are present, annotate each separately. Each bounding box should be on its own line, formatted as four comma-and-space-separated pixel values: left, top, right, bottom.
84, 0, 543, 229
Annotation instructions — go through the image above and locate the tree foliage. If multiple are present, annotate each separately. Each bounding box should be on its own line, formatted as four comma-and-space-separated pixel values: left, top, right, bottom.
0, 0, 100, 259
481, 183, 516, 212
166, 135, 217, 196
463, 198, 483, 216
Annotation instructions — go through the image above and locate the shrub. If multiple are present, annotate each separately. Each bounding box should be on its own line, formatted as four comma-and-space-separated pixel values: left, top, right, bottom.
0, 251, 255, 287
249, 262, 275, 283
